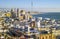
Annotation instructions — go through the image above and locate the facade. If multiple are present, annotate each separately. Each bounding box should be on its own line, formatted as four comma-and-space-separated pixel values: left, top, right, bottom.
17, 8, 20, 18
19, 10, 25, 20
30, 18, 36, 28
11, 8, 16, 18
40, 34, 56, 39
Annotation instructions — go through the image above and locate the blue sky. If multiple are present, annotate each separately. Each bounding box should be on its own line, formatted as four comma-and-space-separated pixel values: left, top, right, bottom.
0, 0, 60, 8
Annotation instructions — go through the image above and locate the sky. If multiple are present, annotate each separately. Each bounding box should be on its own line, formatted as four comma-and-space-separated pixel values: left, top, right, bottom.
0, 0, 60, 12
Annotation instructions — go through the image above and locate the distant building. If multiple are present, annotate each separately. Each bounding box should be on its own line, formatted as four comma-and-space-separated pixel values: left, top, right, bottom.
17, 8, 20, 18
19, 10, 25, 20
11, 8, 16, 18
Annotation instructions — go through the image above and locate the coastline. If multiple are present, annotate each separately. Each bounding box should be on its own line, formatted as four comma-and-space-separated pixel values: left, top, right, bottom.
30, 12, 42, 15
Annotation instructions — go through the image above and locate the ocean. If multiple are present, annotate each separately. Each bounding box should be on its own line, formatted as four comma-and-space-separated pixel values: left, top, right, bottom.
32, 12, 60, 20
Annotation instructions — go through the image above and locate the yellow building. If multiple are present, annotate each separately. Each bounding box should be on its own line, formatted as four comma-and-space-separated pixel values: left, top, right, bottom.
40, 34, 56, 39
5, 12, 11, 17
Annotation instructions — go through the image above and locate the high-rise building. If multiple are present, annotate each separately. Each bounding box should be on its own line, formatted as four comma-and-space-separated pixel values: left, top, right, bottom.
11, 8, 16, 18
27, 11, 32, 20
11, 8, 14, 18
19, 10, 26, 20
11, 8, 14, 14
17, 8, 20, 18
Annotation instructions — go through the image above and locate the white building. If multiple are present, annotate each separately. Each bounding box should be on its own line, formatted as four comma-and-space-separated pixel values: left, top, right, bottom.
37, 20, 41, 28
